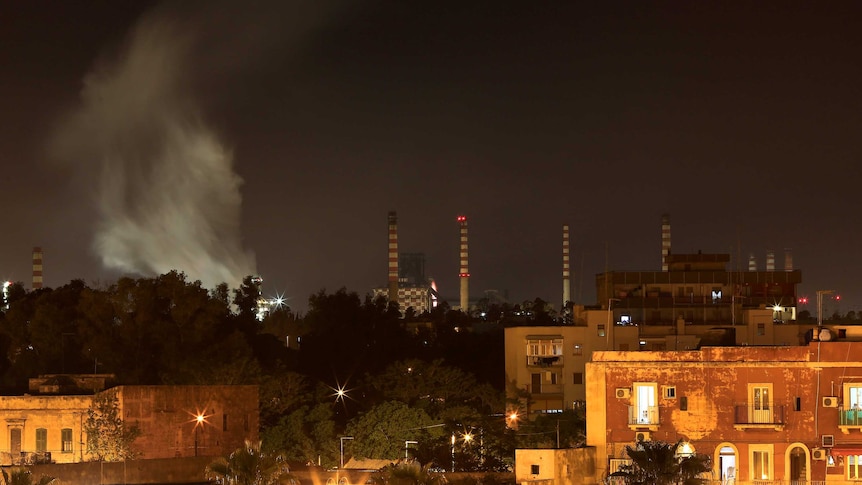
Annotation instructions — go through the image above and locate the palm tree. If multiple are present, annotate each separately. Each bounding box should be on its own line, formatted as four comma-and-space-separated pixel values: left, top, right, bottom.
0, 468, 55, 485
617, 440, 711, 485
206, 440, 294, 485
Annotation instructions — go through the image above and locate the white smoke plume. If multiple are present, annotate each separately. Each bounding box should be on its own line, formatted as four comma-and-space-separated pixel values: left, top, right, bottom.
51, 7, 258, 288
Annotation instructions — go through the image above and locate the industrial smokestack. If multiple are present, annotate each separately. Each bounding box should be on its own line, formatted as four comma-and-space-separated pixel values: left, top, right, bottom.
661, 214, 671, 271
458, 215, 469, 311
388, 211, 398, 303
748, 253, 757, 271
784, 248, 793, 271
32, 247, 43, 290
766, 249, 775, 271
562, 224, 571, 307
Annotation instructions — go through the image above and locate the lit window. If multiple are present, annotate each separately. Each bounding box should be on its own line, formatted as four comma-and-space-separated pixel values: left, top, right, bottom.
751, 448, 771, 480
573, 344, 583, 356
598, 325, 605, 337
849, 455, 862, 479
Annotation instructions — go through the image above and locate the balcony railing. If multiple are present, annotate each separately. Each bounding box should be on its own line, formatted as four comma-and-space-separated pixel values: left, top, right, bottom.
526, 355, 563, 367
733, 404, 786, 430
839, 407, 862, 426
627, 405, 659, 429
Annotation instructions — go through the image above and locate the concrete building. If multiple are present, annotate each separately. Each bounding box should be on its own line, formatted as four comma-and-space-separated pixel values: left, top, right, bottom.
586, 342, 862, 484
0, 376, 258, 465
505, 215, 808, 416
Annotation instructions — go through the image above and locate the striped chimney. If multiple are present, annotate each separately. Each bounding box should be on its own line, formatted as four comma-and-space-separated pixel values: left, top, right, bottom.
748, 253, 757, 271
387, 212, 398, 303
661, 214, 671, 271
562, 224, 571, 307
766, 249, 775, 271
784, 248, 793, 271
457, 215, 469, 311
32, 246, 43, 290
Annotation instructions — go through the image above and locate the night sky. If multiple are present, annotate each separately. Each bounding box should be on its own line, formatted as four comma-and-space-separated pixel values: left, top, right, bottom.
2, 1, 860, 315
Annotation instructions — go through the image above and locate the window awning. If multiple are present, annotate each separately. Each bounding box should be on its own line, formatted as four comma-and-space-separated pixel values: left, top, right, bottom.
828, 446, 862, 456
526, 335, 563, 340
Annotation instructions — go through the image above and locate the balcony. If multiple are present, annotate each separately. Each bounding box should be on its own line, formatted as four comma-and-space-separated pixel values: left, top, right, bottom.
526, 355, 563, 367
838, 406, 862, 433
733, 404, 785, 430
627, 405, 660, 431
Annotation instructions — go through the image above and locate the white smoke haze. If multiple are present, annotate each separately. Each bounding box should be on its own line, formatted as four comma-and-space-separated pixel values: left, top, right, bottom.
51, 7, 256, 288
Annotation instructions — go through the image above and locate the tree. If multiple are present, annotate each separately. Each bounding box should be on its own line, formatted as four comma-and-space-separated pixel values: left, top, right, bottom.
376, 463, 447, 485
346, 401, 438, 460
0, 468, 55, 485
616, 440, 711, 485
207, 440, 293, 485
84, 390, 141, 461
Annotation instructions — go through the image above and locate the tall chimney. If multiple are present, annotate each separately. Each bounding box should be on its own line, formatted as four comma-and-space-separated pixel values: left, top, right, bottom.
32, 246, 43, 290
661, 214, 671, 271
766, 249, 775, 271
748, 253, 757, 271
562, 224, 571, 308
387, 212, 398, 303
458, 215, 469, 311
784, 248, 793, 271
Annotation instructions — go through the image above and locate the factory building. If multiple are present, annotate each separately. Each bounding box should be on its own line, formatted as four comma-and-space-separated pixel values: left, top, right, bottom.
371, 211, 439, 315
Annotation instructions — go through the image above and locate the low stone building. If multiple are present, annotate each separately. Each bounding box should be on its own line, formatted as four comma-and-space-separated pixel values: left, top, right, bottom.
0, 375, 258, 465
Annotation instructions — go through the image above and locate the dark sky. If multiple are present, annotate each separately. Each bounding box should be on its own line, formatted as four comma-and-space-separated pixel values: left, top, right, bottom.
1, 1, 860, 315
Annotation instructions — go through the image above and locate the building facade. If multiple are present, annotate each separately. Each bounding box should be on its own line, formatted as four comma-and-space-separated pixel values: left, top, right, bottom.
586, 343, 862, 484
0, 380, 258, 465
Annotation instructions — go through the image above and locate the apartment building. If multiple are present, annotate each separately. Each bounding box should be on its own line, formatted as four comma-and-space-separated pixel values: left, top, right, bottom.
585, 342, 862, 484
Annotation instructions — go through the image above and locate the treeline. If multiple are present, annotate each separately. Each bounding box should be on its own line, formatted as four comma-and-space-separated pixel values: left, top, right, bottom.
0, 272, 583, 470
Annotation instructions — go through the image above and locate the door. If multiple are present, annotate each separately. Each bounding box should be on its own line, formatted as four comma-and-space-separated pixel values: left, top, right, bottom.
751, 385, 771, 423
10, 428, 21, 455
789, 446, 806, 482
719, 446, 736, 485
633, 383, 656, 424
531, 373, 541, 394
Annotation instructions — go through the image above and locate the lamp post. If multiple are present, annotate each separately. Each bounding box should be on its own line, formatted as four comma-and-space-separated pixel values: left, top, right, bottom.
405, 440, 418, 460
339, 436, 354, 468
450, 432, 456, 472
194, 413, 205, 457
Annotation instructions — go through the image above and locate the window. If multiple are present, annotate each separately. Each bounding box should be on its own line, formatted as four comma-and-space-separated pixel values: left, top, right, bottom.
849, 455, 862, 479
573, 344, 583, 356
750, 445, 773, 480
573, 373, 583, 385
223, 414, 229, 432
598, 324, 605, 337
757, 323, 765, 336
663, 386, 676, 399
62, 428, 73, 453
794, 397, 801, 412
36, 428, 47, 453
680, 396, 688, 411
711, 289, 722, 302
530, 465, 540, 475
